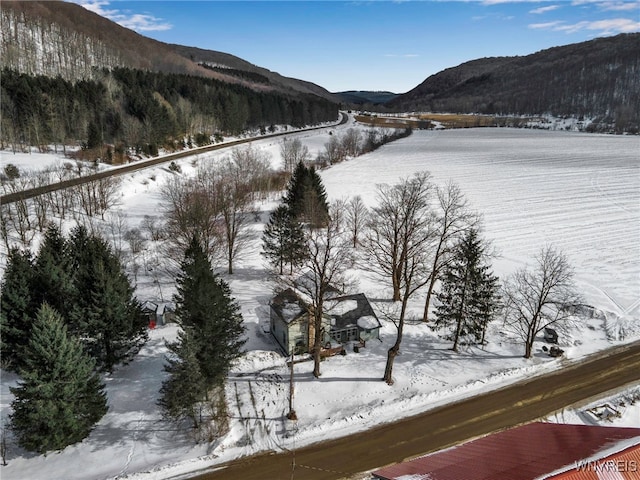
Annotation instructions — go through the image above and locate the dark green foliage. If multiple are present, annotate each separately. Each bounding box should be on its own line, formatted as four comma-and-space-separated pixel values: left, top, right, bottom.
3, 163, 20, 180
1, 228, 145, 373
387, 33, 640, 133
9, 304, 108, 454
160, 237, 245, 426
85, 119, 102, 149
434, 229, 500, 350
199, 63, 271, 84
262, 204, 306, 275
158, 332, 206, 426
67, 226, 146, 371
0, 66, 339, 150
31, 225, 74, 321
0, 248, 35, 370
283, 161, 329, 227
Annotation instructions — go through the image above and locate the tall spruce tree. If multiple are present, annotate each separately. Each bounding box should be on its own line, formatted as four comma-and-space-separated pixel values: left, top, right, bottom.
434, 228, 500, 351
32, 225, 74, 321
159, 331, 206, 428
160, 237, 245, 428
262, 204, 306, 275
9, 304, 108, 454
0, 248, 35, 370
283, 161, 329, 227
67, 226, 146, 371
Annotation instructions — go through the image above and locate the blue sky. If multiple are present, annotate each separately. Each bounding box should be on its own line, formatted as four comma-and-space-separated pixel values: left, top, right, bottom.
76, 1, 640, 93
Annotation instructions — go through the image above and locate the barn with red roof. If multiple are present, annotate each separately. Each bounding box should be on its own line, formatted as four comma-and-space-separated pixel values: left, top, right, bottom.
372, 422, 640, 480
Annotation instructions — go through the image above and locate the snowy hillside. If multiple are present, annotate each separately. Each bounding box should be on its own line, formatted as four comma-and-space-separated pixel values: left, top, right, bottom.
1, 122, 638, 480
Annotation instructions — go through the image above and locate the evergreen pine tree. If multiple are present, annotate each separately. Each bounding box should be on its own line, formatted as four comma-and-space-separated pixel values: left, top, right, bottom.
32, 225, 74, 321
307, 166, 329, 226
262, 204, 306, 275
283, 161, 329, 227
283, 161, 309, 218
434, 228, 499, 351
158, 331, 206, 427
9, 304, 108, 454
160, 237, 245, 428
173, 236, 246, 388
67, 226, 146, 371
470, 268, 501, 345
0, 248, 35, 370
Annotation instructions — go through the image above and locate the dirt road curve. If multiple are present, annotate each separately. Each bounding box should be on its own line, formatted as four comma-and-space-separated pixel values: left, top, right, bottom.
190, 342, 640, 480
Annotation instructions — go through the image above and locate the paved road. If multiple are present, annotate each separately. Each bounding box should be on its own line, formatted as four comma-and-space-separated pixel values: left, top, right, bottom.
0, 112, 348, 205
189, 342, 640, 480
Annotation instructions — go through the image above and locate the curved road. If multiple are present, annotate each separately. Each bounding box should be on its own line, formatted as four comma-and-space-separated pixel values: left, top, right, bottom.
190, 342, 640, 480
0, 112, 349, 205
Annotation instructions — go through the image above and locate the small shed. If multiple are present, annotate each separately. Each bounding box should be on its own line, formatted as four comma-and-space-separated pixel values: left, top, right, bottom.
140, 301, 176, 328
141, 301, 159, 328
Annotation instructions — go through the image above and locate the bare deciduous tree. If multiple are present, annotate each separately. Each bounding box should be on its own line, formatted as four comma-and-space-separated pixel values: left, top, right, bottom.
364, 172, 434, 302
346, 195, 368, 248
218, 145, 271, 273
291, 201, 354, 378
141, 215, 163, 242
74, 176, 121, 220
1, 177, 36, 248
162, 174, 223, 264
363, 173, 435, 384
422, 181, 479, 322
502, 245, 581, 358
341, 128, 362, 158
280, 137, 310, 173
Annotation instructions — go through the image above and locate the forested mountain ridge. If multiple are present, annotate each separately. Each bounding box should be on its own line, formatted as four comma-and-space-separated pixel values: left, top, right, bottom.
387, 33, 640, 132
0, 1, 338, 101
0, 1, 338, 155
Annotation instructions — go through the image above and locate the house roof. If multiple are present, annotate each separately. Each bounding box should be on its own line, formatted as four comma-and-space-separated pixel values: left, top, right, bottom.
293, 270, 343, 298
326, 293, 381, 331
372, 422, 640, 480
141, 301, 158, 313
270, 288, 308, 324
547, 443, 640, 479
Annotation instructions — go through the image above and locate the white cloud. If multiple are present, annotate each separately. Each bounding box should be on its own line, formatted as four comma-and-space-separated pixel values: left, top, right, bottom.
482, 0, 550, 4
530, 5, 561, 14
529, 17, 640, 34
596, 1, 640, 11
529, 20, 565, 29
571, 0, 640, 11
76, 1, 172, 32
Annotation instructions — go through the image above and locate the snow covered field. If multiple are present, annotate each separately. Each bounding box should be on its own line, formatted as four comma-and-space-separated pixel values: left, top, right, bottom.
1, 124, 638, 480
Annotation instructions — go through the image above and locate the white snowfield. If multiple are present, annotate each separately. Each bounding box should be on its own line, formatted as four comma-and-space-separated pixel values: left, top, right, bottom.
0, 123, 638, 480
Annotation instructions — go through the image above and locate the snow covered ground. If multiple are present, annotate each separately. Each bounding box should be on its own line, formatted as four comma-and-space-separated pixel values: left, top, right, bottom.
0, 123, 638, 480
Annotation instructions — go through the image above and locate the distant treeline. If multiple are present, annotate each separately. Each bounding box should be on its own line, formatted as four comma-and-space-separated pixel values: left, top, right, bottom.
388, 34, 640, 134
0, 67, 338, 155
199, 63, 271, 85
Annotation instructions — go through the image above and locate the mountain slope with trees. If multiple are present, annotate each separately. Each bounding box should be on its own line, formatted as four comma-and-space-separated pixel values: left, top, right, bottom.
0, 1, 338, 102
387, 33, 640, 132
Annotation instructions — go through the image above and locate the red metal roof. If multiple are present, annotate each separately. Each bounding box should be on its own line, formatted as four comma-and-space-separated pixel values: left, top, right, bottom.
371, 422, 640, 480
549, 444, 640, 480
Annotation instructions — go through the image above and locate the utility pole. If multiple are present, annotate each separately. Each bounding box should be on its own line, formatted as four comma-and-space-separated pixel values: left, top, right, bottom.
286, 352, 297, 420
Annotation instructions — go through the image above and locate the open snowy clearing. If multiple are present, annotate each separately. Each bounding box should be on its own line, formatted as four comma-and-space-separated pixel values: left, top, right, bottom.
1, 124, 638, 480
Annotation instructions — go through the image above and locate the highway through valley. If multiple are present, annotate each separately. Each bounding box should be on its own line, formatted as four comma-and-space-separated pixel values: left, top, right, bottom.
189, 342, 640, 480
0, 113, 348, 205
